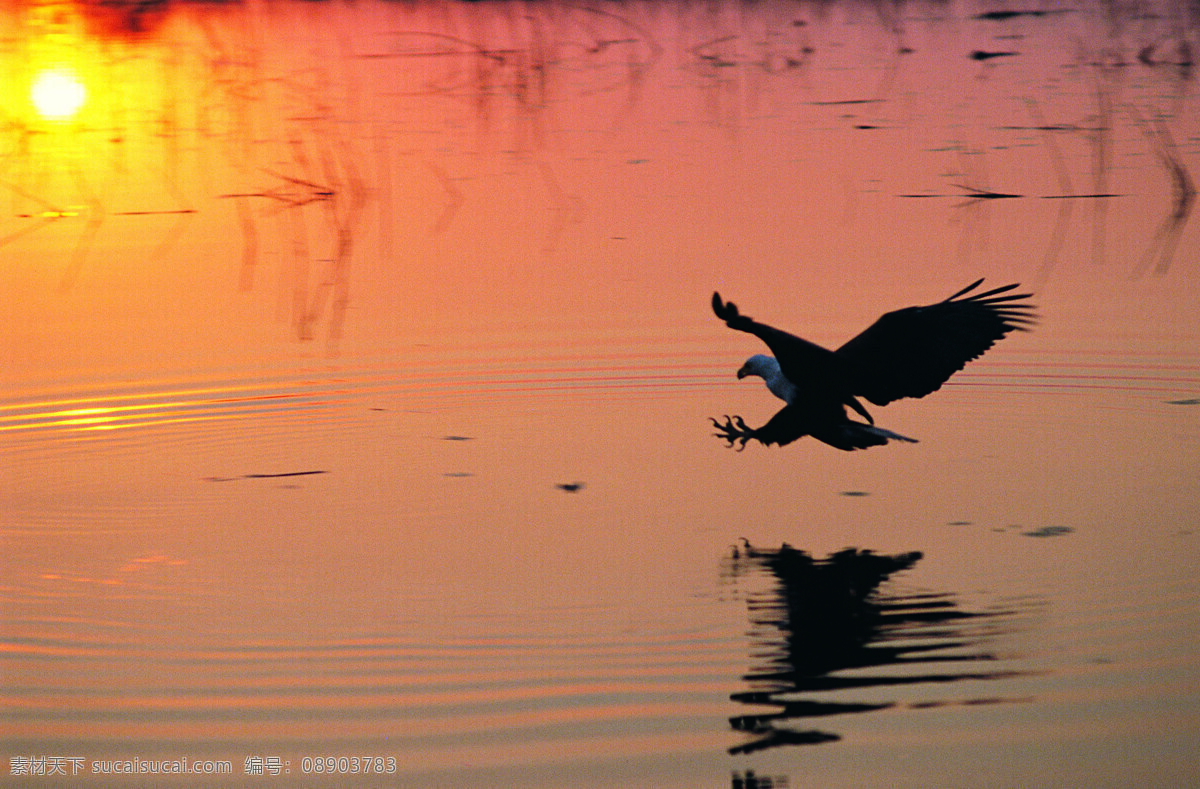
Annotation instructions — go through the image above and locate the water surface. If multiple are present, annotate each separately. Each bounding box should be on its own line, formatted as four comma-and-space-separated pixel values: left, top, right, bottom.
2, 0, 1199, 785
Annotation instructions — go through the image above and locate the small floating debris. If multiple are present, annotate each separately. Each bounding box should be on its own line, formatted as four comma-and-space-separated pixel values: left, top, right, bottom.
974, 9, 1068, 21
810, 98, 884, 106
204, 470, 327, 482
1166, 397, 1200, 406
839, 490, 870, 497
970, 49, 1018, 61
1021, 525, 1074, 538
441, 435, 474, 441
443, 472, 474, 478
555, 482, 585, 493
244, 470, 327, 479
946, 520, 973, 526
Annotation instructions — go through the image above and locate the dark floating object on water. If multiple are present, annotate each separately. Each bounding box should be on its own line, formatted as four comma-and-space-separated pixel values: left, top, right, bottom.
555, 482, 585, 493
441, 435, 475, 441
973, 9, 1070, 21
970, 49, 1019, 61
203, 470, 327, 482
1021, 525, 1074, 538
244, 470, 327, 479
809, 98, 884, 107
1167, 397, 1200, 406
710, 279, 1036, 450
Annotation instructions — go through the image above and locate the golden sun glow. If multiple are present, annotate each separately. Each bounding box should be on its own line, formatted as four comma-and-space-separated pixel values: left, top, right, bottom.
30, 69, 86, 120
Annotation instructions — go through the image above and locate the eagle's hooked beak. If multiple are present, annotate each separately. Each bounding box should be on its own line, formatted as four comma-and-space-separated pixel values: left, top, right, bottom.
736, 364, 749, 379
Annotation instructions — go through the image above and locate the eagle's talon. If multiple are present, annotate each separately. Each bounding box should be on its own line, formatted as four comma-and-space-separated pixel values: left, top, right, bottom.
711, 414, 756, 449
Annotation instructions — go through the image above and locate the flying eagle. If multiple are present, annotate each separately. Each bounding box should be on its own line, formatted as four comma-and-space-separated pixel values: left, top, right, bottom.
711, 279, 1035, 450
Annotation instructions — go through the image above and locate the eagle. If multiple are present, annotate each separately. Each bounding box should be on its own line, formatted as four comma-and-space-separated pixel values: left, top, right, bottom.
711, 279, 1036, 450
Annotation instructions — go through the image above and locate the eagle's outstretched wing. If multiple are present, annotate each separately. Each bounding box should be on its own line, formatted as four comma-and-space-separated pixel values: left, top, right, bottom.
711, 292, 843, 387
835, 279, 1036, 406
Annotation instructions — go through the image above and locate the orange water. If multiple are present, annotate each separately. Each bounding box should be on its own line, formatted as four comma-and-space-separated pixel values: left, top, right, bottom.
2, 0, 1199, 786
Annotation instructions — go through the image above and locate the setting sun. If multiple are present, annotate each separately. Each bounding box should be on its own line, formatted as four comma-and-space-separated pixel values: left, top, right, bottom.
30, 69, 86, 120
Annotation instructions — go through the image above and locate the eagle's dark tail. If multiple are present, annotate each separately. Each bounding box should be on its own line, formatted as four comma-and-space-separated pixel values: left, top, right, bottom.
821, 422, 919, 451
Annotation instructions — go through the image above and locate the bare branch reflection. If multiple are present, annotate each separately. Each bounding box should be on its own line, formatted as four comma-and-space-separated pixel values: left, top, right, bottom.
1128, 107, 1196, 278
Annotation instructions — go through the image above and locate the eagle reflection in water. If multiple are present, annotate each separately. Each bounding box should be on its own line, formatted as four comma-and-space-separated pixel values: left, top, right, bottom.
724, 541, 1032, 757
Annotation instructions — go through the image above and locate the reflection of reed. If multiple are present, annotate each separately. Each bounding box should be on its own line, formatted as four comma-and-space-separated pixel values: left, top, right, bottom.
57, 171, 104, 291
1087, 59, 1117, 268
1024, 98, 1077, 279
0, 169, 103, 291
1, 179, 82, 248
538, 161, 585, 256
681, 3, 816, 128
5, 0, 1197, 347
219, 133, 367, 345
1129, 108, 1196, 278
424, 159, 463, 236
724, 542, 1031, 756
361, 4, 661, 140
936, 6, 1200, 281
2, 176, 197, 290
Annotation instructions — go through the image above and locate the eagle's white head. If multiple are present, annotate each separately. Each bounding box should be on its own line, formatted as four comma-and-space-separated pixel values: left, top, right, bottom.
737, 354, 798, 404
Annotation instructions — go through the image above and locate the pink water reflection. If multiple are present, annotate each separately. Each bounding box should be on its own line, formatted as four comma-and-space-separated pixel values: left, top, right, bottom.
2, 0, 1199, 786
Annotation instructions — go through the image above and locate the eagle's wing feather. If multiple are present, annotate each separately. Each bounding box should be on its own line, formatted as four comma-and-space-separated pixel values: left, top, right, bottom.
835, 280, 1035, 406
711, 292, 842, 386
